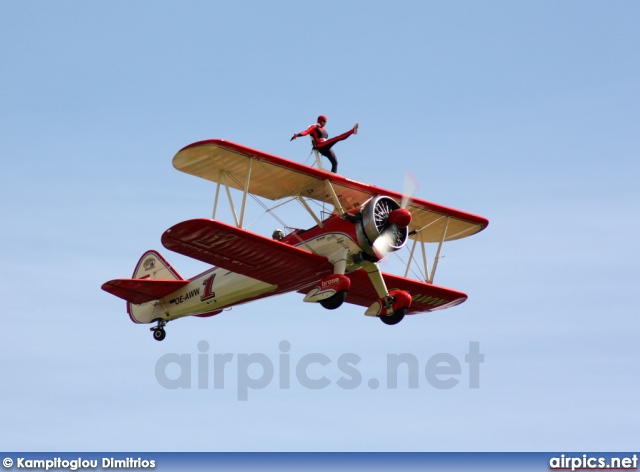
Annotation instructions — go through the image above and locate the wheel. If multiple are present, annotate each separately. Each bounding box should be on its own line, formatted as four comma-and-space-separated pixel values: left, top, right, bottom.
320, 290, 347, 310
380, 306, 407, 325
153, 328, 166, 341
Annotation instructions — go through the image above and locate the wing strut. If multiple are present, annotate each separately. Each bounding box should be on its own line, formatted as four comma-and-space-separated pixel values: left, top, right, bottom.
324, 180, 345, 215
212, 170, 223, 220
402, 216, 451, 284
222, 172, 240, 227
404, 238, 420, 279
210, 160, 253, 229
297, 196, 324, 228
429, 216, 449, 283
239, 158, 253, 228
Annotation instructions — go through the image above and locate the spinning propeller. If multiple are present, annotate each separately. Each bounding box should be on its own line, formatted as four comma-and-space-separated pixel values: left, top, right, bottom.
370, 172, 418, 259
354, 172, 419, 261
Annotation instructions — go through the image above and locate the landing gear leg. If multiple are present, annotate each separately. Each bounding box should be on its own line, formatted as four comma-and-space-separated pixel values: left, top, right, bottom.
364, 262, 395, 312
151, 319, 167, 341
362, 262, 411, 324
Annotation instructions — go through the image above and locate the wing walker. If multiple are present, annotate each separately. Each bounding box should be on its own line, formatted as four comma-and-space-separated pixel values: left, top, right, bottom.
102, 139, 489, 341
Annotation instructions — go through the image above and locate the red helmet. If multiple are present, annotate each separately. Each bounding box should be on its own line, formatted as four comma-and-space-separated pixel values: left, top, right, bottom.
317, 115, 328, 123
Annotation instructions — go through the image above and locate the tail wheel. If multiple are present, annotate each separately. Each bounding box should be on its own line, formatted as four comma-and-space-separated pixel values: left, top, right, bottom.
153, 328, 166, 341
320, 290, 347, 310
151, 318, 167, 341
380, 306, 407, 325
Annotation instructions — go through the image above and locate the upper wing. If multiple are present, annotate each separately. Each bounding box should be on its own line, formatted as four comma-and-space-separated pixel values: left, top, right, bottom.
339, 269, 467, 314
172, 139, 488, 243
161, 219, 335, 291
101, 279, 190, 305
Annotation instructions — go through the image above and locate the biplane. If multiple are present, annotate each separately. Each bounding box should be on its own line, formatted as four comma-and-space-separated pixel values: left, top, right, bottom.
102, 139, 488, 341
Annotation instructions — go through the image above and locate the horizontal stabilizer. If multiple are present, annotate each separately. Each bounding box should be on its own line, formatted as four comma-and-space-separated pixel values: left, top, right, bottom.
102, 278, 190, 305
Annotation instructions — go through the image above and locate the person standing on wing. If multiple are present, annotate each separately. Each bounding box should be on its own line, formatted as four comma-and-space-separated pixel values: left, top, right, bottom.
291, 115, 358, 173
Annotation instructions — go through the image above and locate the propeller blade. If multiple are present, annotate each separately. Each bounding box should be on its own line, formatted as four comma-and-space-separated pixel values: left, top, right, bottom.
401, 171, 419, 209
372, 222, 406, 259
372, 227, 395, 259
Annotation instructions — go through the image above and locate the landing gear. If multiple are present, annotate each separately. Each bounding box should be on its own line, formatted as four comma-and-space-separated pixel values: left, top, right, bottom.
153, 328, 166, 341
320, 290, 347, 310
151, 319, 167, 341
379, 306, 407, 325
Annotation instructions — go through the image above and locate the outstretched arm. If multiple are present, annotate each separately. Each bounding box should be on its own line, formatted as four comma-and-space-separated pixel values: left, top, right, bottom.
291, 124, 317, 141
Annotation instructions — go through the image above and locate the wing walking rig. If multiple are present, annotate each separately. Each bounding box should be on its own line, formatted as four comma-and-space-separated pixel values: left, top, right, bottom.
102, 139, 489, 341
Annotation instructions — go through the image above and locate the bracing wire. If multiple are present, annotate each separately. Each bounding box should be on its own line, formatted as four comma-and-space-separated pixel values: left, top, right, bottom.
392, 246, 427, 282
303, 149, 315, 167
225, 173, 292, 230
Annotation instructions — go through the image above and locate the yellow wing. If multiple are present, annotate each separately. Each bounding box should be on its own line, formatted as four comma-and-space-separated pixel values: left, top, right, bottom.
172, 139, 488, 243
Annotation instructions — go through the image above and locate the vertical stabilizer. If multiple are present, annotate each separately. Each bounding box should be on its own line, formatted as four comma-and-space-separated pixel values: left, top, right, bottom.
126, 250, 184, 325
132, 250, 183, 281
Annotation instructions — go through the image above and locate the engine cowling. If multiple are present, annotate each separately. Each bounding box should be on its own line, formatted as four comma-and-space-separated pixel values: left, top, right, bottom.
355, 196, 409, 260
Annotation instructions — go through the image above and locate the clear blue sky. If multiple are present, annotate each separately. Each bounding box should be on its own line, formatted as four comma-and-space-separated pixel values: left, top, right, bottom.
1, 1, 638, 451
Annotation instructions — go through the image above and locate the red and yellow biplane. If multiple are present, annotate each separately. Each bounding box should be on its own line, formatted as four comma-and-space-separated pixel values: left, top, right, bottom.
102, 139, 488, 341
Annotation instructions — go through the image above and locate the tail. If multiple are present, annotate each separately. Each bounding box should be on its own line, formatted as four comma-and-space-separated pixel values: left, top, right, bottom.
102, 250, 189, 324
